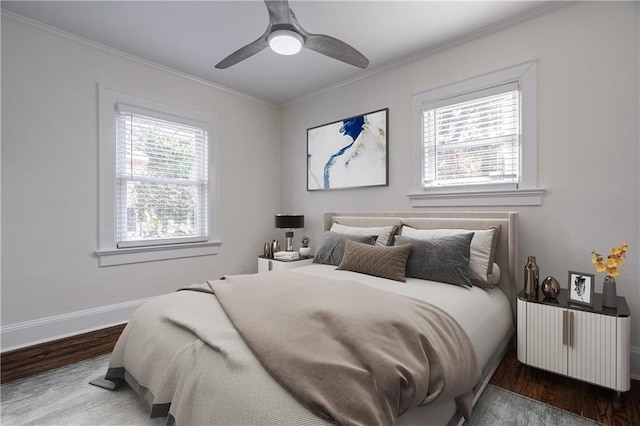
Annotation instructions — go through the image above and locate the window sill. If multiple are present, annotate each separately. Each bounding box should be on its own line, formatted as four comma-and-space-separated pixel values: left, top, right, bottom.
407, 188, 544, 207
96, 240, 222, 266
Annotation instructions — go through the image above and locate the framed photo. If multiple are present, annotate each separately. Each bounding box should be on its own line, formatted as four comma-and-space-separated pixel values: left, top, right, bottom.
307, 108, 388, 191
568, 271, 595, 307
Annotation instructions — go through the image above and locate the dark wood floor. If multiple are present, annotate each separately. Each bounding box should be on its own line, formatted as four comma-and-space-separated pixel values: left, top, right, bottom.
490, 347, 640, 426
1, 324, 126, 384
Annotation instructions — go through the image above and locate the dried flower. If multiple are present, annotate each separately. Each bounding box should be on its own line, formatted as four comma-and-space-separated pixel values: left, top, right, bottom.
591, 242, 628, 278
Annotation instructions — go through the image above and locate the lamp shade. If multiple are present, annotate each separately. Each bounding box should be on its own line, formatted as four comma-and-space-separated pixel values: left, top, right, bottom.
275, 214, 304, 229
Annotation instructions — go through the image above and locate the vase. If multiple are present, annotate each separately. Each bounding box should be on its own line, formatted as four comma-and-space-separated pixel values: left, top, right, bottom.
602, 276, 617, 309
541, 276, 560, 299
299, 246, 311, 257
524, 256, 539, 298
271, 239, 281, 256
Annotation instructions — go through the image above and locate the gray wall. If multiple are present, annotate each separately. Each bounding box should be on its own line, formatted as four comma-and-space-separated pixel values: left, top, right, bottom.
1, 16, 282, 325
280, 2, 640, 373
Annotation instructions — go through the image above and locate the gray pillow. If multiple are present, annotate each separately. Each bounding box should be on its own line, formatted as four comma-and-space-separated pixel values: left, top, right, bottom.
400, 226, 500, 288
394, 233, 474, 288
313, 231, 377, 266
336, 240, 412, 282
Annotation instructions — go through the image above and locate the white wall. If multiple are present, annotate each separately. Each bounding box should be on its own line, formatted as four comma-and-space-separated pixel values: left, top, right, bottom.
281, 2, 640, 375
1, 16, 282, 344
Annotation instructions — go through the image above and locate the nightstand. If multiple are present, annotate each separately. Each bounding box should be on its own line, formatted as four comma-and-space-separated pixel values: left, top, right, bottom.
257, 256, 314, 273
517, 288, 630, 407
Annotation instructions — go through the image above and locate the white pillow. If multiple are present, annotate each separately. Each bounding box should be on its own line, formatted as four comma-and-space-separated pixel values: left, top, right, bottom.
490, 262, 501, 286
330, 223, 397, 246
400, 226, 500, 288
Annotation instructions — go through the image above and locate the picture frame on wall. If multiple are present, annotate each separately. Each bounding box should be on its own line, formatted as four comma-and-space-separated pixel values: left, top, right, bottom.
307, 108, 389, 191
568, 271, 595, 307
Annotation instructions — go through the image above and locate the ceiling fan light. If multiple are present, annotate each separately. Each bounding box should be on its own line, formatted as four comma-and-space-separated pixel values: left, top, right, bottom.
268, 30, 303, 55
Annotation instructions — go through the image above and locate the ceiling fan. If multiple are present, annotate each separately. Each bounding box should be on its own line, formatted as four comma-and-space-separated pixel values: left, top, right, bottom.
215, 0, 369, 69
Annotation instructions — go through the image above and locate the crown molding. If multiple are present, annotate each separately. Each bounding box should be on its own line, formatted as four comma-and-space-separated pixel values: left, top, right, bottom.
1, 9, 277, 109
282, 2, 572, 108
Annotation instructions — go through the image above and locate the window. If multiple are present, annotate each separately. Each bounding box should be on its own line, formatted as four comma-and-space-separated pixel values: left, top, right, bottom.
115, 105, 208, 248
409, 61, 543, 207
423, 84, 519, 188
97, 87, 220, 266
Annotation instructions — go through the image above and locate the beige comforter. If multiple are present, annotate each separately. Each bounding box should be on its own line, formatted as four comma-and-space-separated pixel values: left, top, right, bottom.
202, 271, 481, 425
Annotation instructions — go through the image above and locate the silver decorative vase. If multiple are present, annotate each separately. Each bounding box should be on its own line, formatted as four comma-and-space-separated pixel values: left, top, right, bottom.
264, 242, 276, 258
602, 276, 617, 309
271, 239, 280, 256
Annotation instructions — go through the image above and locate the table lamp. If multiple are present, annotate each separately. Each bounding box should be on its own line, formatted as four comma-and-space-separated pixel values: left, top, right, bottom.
275, 214, 305, 252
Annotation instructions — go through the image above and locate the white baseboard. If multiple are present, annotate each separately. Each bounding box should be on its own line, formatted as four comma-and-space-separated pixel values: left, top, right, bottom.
630, 345, 640, 381
0, 297, 155, 352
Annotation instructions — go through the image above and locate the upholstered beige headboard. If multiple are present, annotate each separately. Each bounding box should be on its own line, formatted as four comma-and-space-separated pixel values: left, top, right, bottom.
323, 211, 518, 316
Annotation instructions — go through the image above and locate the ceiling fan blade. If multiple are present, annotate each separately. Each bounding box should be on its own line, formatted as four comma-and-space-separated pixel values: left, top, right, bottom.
304, 34, 369, 69
215, 1, 286, 69
264, 0, 292, 25
215, 37, 269, 69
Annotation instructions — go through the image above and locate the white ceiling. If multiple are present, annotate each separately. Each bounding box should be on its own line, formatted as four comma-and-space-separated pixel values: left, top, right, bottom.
2, 1, 560, 106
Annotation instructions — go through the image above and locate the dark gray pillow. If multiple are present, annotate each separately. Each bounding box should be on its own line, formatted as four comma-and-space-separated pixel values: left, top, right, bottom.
313, 231, 377, 266
394, 233, 474, 288
336, 239, 413, 282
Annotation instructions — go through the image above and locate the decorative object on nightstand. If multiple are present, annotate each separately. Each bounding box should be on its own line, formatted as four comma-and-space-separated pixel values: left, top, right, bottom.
264, 240, 281, 258
275, 214, 304, 252
602, 276, 618, 309
541, 276, 560, 299
524, 256, 539, 298
568, 271, 595, 307
263, 242, 273, 258
274, 251, 299, 261
592, 242, 628, 309
299, 236, 311, 257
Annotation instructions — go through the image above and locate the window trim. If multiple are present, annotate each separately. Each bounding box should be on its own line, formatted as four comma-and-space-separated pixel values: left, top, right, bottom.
96, 86, 221, 266
408, 60, 543, 207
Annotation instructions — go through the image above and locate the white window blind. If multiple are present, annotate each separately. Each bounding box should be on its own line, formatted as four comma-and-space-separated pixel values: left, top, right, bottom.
115, 104, 209, 248
422, 83, 520, 188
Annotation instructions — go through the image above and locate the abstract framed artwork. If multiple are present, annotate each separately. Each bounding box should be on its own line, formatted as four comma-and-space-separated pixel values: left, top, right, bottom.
307, 108, 389, 191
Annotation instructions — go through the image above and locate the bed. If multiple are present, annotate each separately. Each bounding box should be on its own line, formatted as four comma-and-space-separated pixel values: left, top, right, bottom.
95, 211, 518, 425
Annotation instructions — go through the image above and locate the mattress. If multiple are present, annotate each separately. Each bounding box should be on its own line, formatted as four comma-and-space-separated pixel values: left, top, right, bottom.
106, 264, 513, 425
294, 264, 513, 371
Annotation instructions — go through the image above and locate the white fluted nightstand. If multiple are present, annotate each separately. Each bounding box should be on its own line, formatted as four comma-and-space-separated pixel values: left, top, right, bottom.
517, 288, 630, 408
257, 256, 314, 273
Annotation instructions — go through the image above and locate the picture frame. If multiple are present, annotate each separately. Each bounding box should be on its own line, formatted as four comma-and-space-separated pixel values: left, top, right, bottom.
568, 271, 595, 307
307, 108, 389, 191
